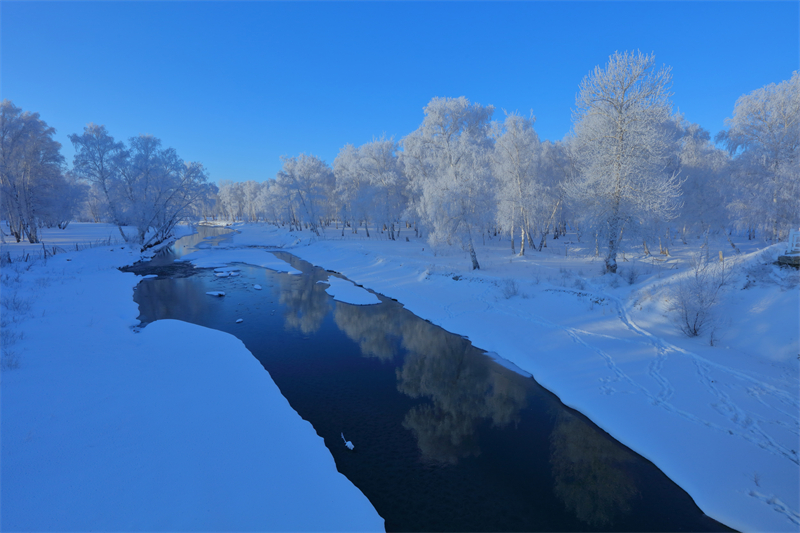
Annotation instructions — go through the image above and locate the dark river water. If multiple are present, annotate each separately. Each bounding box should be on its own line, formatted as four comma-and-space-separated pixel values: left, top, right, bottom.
128, 226, 733, 532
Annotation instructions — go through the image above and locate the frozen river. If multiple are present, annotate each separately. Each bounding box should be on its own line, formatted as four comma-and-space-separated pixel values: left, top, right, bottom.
129, 226, 732, 532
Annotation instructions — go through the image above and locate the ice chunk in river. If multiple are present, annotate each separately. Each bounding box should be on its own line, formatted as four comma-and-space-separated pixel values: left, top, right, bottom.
318, 277, 380, 306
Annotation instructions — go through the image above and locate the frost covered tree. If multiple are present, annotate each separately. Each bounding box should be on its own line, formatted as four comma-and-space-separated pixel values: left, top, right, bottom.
536, 139, 578, 249
68, 124, 127, 234
71, 125, 211, 249
217, 180, 244, 221
671, 118, 730, 246
566, 51, 682, 273
276, 154, 334, 235
241, 181, 264, 222
716, 71, 800, 241
359, 136, 406, 240
257, 179, 293, 226
402, 97, 495, 269
491, 112, 564, 255
333, 143, 376, 236
492, 112, 541, 254
116, 135, 211, 247
334, 137, 407, 239
1, 100, 83, 242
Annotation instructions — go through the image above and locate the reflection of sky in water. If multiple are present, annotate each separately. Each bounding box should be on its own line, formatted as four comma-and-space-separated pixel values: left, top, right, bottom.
132, 231, 731, 533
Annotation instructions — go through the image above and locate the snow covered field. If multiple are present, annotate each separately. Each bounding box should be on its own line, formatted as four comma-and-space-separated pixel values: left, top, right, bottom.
0, 223, 383, 531
2, 221, 798, 532
197, 222, 798, 533
1, 222, 136, 258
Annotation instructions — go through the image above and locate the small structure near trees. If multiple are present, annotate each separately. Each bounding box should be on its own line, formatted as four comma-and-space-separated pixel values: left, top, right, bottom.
777, 229, 800, 268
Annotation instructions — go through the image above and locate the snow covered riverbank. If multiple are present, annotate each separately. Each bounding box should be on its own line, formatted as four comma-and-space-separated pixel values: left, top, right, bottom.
0, 224, 383, 531
205, 222, 799, 533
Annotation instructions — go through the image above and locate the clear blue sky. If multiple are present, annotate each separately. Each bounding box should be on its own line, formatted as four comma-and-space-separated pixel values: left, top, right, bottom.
2, 1, 798, 185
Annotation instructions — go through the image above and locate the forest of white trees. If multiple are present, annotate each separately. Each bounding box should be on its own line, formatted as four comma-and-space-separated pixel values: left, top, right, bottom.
2, 52, 798, 262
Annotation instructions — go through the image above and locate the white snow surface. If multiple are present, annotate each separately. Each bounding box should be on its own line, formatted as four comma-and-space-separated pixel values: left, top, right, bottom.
318, 277, 381, 305
208, 222, 799, 533
0, 222, 138, 256
0, 227, 383, 531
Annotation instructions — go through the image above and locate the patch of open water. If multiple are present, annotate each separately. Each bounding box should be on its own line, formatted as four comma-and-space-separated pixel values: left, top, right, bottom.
128, 227, 733, 532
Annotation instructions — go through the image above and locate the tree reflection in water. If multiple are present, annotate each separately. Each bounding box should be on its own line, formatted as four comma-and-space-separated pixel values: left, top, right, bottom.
333, 303, 400, 362
331, 291, 641, 525
275, 269, 331, 335
549, 409, 639, 527
332, 299, 528, 465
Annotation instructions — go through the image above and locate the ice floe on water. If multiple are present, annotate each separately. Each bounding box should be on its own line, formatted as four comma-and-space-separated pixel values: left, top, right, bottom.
317, 277, 381, 306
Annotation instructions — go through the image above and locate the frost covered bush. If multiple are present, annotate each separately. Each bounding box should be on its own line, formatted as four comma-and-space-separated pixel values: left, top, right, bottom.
1, 329, 22, 370
669, 254, 732, 337
501, 279, 519, 299
1, 291, 31, 315
620, 265, 640, 285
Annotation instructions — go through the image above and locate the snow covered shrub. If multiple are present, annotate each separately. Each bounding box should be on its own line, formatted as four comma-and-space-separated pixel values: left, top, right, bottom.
1, 350, 20, 370
669, 254, 731, 337
621, 265, 640, 285
1, 292, 31, 315
1, 330, 22, 370
501, 279, 519, 299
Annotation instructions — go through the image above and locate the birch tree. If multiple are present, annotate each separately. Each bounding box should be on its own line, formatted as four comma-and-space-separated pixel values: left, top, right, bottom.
491, 112, 548, 255
402, 97, 495, 270
566, 51, 682, 273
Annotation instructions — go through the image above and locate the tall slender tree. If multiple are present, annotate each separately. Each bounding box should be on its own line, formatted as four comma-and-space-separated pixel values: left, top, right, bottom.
402, 97, 495, 270
566, 51, 682, 273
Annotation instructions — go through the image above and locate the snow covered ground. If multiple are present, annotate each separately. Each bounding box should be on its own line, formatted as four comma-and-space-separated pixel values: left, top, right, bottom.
1, 222, 136, 258
2, 220, 798, 532
0, 223, 383, 531
203, 222, 798, 533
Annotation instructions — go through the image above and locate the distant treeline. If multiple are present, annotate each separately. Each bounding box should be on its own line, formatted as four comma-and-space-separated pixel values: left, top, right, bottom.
2, 52, 797, 266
